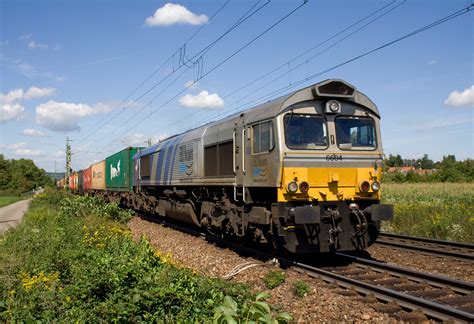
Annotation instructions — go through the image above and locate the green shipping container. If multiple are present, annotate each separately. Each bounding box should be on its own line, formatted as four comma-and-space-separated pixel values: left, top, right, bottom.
105, 147, 142, 191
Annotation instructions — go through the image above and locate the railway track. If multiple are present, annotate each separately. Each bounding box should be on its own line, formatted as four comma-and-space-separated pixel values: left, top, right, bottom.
139, 214, 474, 322
294, 253, 474, 322
376, 232, 474, 261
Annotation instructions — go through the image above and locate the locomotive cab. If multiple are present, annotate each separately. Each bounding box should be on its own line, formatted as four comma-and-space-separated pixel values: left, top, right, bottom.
270, 80, 393, 253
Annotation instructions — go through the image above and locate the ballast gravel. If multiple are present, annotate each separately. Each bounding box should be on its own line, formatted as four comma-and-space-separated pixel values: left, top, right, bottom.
129, 217, 390, 322
367, 245, 474, 283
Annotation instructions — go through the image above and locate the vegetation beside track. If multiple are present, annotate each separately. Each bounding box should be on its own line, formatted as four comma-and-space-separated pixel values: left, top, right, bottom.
0, 196, 22, 207
381, 183, 474, 243
0, 155, 54, 196
0, 188, 289, 322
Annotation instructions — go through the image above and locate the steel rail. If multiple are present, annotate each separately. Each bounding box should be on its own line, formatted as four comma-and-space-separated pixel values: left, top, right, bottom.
335, 252, 474, 294
379, 232, 474, 249
377, 233, 474, 261
137, 213, 474, 321
292, 261, 474, 322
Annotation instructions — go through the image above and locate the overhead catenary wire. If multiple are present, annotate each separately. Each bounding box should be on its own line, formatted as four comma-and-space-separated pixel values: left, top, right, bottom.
157, 2, 474, 141
80, 2, 472, 162
96, 0, 309, 154
74, 0, 233, 146
74, 0, 271, 151
146, 0, 406, 136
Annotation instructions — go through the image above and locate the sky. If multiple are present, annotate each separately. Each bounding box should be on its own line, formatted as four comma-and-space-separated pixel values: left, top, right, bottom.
0, 0, 473, 172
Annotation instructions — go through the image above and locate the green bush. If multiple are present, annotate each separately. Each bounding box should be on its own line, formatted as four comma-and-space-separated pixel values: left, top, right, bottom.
263, 271, 286, 290
293, 280, 310, 298
0, 193, 258, 322
60, 195, 134, 224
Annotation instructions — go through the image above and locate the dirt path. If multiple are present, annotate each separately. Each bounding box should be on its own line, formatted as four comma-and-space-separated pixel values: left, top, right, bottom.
0, 199, 30, 234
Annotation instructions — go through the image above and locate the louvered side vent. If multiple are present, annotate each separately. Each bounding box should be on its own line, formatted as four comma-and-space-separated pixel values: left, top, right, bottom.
177, 141, 195, 177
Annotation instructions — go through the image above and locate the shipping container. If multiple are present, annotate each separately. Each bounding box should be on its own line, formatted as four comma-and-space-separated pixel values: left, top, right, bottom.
91, 160, 106, 190
83, 167, 92, 190
105, 147, 142, 191
69, 173, 75, 190
77, 170, 84, 190
73, 172, 79, 190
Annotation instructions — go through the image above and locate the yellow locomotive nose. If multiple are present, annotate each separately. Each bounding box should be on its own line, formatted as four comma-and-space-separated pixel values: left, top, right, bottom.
279, 166, 381, 202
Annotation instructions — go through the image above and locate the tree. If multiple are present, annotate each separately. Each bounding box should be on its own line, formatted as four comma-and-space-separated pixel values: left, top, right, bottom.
386, 154, 403, 167
0, 155, 52, 195
417, 154, 434, 169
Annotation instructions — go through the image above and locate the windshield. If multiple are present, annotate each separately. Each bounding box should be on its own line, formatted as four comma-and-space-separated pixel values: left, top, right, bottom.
335, 116, 376, 150
284, 114, 327, 149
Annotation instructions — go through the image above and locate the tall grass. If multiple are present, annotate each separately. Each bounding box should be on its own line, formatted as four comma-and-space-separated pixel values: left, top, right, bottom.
381, 183, 474, 243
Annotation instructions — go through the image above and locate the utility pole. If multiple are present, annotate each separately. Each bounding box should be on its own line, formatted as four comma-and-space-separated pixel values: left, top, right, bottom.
66, 137, 72, 188
54, 160, 57, 184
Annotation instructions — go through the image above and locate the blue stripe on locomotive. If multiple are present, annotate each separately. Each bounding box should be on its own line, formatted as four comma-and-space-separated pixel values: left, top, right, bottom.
156, 141, 171, 184
162, 136, 182, 184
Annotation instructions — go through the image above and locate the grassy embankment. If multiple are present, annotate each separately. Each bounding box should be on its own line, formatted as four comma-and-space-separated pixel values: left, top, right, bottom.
0, 189, 289, 322
381, 183, 474, 243
0, 196, 22, 208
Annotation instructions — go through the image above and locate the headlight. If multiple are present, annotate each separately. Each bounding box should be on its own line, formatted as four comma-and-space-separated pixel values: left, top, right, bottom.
299, 181, 309, 193
371, 181, 380, 192
327, 100, 341, 112
287, 181, 298, 193
359, 181, 370, 192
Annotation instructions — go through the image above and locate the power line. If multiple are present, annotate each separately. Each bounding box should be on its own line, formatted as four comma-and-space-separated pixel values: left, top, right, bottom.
153, 0, 405, 136
163, 2, 474, 139
89, 0, 272, 149
96, 0, 309, 154
75, 0, 268, 147
74, 0, 233, 146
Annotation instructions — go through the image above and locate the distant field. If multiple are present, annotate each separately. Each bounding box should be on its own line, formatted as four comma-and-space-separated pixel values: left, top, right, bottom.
381, 183, 474, 243
0, 196, 22, 207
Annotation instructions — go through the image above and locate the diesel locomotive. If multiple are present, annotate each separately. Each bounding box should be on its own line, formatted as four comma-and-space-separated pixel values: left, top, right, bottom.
70, 79, 393, 254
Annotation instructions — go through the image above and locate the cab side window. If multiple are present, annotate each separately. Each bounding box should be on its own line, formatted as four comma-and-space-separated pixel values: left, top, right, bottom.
252, 121, 274, 154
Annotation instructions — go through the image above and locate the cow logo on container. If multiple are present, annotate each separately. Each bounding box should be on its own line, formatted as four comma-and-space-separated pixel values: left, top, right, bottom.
111, 160, 121, 180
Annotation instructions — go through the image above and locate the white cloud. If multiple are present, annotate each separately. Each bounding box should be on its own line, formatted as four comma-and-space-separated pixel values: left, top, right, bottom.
36, 100, 96, 132
146, 3, 208, 27
1, 87, 55, 103
179, 90, 224, 109
24, 87, 56, 99
444, 85, 474, 108
427, 59, 437, 65
7, 142, 26, 150
184, 80, 197, 89
51, 150, 65, 158
93, 102, 114, 113
0, 103, 24, 122
27, 40, 48, 49
0, 89, 24, 104
22, 128, 47, 137
10, 59, 64, 82
122, 133, 167, 146
14, 148, 43, 156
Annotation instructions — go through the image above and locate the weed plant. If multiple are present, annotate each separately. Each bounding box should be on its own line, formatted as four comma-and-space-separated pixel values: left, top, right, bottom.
381, 183, 474, 243
0, 190, 289, 322
263, 271, 286, 290
293, 280, 310, 298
